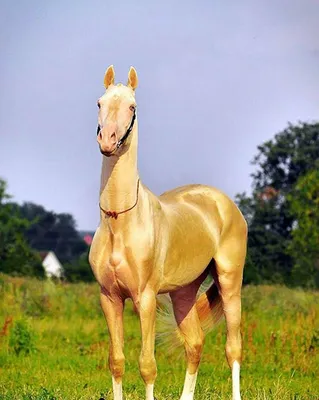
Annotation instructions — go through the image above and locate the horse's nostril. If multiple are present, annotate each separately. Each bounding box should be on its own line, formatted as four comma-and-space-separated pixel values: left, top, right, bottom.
110, 132, 116, 141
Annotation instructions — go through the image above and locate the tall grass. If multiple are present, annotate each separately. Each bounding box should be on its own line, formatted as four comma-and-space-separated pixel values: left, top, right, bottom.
0, 274, 318, 399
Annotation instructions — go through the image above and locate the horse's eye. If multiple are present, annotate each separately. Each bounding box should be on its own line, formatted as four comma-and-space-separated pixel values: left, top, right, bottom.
129, 105, 136, 112
97, 102, 101, 109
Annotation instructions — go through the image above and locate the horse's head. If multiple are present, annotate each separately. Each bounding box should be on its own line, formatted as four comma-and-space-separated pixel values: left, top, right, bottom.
96, 65, 138, 157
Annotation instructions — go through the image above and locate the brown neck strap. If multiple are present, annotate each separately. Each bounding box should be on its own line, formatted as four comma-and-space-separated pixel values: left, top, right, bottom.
99, 179, 140, 219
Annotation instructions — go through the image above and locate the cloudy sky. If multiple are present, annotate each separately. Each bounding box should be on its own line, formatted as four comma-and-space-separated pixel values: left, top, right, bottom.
1, 0, 318, 230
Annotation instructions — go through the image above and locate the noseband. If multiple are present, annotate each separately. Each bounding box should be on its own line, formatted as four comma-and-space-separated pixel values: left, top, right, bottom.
97, 109, 136, 150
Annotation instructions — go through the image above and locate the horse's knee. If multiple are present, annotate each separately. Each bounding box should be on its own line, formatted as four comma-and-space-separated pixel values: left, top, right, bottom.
109, 353, 125, 380
139, 355, 157, 384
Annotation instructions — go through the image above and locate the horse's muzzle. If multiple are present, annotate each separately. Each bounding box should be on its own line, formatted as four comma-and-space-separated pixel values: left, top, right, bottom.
100, 145, 117, 157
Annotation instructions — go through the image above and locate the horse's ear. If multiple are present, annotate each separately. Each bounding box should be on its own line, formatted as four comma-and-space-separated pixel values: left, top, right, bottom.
104, 65, 115, 89
127, 66, 138, 90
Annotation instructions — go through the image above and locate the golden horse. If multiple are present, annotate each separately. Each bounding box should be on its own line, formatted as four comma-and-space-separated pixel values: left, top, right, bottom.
89, 65, 247, 400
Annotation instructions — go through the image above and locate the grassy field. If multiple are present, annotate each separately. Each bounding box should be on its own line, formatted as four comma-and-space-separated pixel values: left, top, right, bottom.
0, 274, 318, 399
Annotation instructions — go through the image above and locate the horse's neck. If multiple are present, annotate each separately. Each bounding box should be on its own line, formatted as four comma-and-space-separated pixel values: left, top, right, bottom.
99, 127, 139, 216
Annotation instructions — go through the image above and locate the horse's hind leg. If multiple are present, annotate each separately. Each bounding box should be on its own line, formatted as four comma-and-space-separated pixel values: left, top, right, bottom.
214, 238, 246, 400
170, 276, 205, 400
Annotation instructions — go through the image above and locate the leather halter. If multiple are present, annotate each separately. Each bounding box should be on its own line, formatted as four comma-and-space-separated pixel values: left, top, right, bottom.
96, 109, 136, 150
99, 179, 140, 219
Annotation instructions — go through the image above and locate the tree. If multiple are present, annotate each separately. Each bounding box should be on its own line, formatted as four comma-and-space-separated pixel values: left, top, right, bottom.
19, 202, 88, 264
63, 250, 95, 283
237, 122, 319, 286
236, 190, 291, 284
252, 122, 319, 191
287, 169, 319, 288
0, 179, 44, 277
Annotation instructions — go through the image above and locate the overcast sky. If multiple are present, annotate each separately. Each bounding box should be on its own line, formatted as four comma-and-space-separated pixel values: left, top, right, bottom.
1, 0, 318, 230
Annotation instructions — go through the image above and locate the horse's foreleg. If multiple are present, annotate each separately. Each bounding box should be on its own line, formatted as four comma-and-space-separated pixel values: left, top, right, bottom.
170, 286, 204, 400
100, 290, 125, 400
138, 289, 157, 400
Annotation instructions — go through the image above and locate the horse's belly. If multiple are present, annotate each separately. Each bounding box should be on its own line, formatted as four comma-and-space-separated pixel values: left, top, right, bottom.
159, 203, 220, 293
160, 257, 212, 293
159, 236, 215, 293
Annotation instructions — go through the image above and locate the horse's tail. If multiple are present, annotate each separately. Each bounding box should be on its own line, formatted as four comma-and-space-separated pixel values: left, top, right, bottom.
156, 281, 224, 350
195, 281, 224, 333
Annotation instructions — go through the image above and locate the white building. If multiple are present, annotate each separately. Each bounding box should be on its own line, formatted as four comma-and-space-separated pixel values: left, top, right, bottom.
40, 251, 63, 278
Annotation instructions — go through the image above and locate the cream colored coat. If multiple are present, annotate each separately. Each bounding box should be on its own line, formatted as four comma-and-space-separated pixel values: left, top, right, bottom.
89, 66, 247, 400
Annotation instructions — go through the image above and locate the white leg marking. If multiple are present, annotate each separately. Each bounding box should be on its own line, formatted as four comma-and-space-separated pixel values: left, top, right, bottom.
112, 376, 123, 400
146, 383, 154, 400
180, 371, 198, 400
232, 360, 241, 400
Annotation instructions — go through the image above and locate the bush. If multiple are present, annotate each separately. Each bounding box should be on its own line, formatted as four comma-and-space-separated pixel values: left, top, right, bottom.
9, 319, 37, 355
63, 251, 95, 282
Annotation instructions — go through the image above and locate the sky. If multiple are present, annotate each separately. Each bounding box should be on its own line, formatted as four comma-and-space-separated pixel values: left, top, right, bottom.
0, 0, 318, 230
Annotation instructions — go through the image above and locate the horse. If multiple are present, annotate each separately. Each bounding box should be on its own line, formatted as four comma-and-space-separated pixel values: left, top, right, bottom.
89, 65, 247, 400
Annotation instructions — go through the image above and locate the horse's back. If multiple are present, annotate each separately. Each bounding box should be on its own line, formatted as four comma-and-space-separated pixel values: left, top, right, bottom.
160, 183, 223, 199
159, 184, 246, 232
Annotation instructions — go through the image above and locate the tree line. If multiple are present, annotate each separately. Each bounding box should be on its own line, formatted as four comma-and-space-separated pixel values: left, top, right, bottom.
1, 121, 318, 287
236, 121, 319, 288
0, 183, 94, 282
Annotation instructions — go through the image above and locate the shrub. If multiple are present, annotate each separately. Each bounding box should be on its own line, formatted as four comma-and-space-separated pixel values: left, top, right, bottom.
9, 319, 37, 355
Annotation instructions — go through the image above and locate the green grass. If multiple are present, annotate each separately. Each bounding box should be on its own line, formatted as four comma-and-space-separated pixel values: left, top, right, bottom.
0, 274, 318, 399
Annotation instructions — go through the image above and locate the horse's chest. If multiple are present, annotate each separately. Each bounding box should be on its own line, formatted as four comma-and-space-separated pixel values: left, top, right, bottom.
107, 253, 139, 294
89, 230, 147, 299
